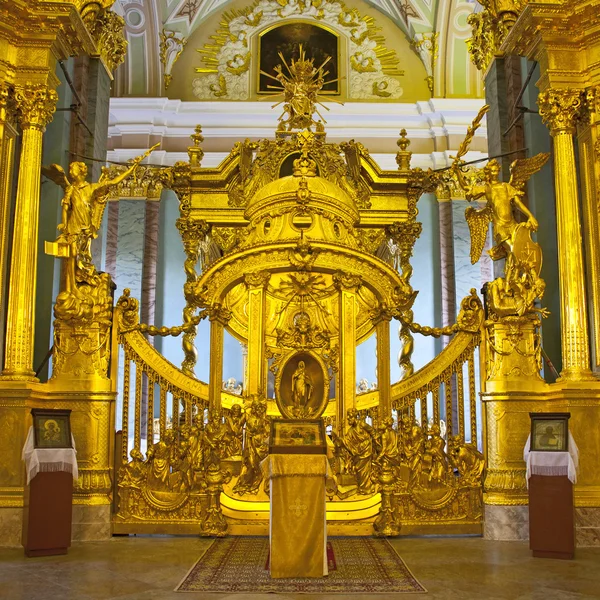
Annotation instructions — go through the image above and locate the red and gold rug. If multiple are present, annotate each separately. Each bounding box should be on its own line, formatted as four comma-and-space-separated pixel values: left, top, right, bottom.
176, 536, 426, 594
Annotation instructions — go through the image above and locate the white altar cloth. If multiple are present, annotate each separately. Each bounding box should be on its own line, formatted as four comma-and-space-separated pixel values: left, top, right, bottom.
22, 427, 78, 485
523, 432, 579, 486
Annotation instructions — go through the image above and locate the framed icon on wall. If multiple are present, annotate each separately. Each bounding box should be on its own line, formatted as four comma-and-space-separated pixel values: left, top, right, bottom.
31, 409, 72, 449
529, 412, 570, 452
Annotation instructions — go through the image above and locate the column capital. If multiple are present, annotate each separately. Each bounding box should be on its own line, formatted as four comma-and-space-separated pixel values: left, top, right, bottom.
207, 303, 232, 325
13, 84, 57, 131
385, 221, 423, 256
333, 271, 361, 291
370, 302, 395, 325
244, 270, 270, 289
538, 88, 585, 135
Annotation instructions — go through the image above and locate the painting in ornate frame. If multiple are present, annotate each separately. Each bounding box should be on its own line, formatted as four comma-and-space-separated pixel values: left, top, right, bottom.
31, 408, 72, 449
530, 412, 570, 452
274, 350, 329, 419
269, 418, 327, 454
257, 21, 340, 95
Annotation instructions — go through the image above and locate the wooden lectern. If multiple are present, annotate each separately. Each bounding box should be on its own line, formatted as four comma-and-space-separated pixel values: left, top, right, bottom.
22, 409, 75, 557
268, 419, 328, 578
527, 412, 575, 560
529, 474, 574, 559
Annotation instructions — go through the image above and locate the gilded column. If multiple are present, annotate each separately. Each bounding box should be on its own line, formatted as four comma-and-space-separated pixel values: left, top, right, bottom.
245, 271, 269, 396
334, 273, 360, 433
375, 316, 392, 417
1, 84, 57, 380
208, 304, 232, 412
0, 84, 16, 323
538, 89, 594, 381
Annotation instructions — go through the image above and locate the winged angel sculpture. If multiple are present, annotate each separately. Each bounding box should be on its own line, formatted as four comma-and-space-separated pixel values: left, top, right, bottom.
452, 106, 550, 318
43, 146, 158, 321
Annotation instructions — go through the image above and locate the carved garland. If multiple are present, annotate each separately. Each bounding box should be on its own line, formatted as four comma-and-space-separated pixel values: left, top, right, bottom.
192, 0, 404, 100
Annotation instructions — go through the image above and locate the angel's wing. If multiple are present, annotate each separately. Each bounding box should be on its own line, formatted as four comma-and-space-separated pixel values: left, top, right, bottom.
465, 205, 492, 265
508, 153, 550, 190
41, 164, 70, 189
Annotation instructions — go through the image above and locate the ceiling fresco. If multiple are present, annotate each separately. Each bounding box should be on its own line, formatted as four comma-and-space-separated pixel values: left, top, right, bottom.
112, 0, 482, 100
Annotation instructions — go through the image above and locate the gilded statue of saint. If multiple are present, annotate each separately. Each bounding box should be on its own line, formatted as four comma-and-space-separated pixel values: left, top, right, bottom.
291, 360, 313, 410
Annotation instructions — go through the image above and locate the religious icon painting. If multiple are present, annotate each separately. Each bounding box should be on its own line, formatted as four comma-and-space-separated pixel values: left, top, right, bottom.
31, 408, 72, 449
274, 350, 329, 419
530, 412, 570, 452
269, 418, 327, 455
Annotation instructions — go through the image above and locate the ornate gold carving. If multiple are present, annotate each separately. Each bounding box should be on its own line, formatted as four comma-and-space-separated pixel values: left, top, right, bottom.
44, 146, 157, 380
13, 84, 58, 130
410, 32, 439, 95
89, 9, 127, 73
267, 45, 333, 133
467, 1, 526, 71
538, 88, 586, 135
232, 398, 270, 495
192, 0, 403, 100
160, 30, 187, 90
177, 217, 210, 375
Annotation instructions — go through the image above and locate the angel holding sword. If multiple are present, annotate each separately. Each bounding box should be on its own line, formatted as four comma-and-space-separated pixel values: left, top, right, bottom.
43, 144, 159, 282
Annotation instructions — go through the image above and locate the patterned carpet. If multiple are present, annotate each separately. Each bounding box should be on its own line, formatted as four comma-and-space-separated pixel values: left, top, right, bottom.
176, 536, 427, 594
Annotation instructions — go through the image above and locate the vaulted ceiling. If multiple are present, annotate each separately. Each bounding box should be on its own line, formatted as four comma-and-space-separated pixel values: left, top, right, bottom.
111, 0, 482, 100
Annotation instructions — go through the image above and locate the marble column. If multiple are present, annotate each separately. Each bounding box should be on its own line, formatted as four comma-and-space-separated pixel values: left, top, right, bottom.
140, 200, 160, 437
437, 194, 456, 345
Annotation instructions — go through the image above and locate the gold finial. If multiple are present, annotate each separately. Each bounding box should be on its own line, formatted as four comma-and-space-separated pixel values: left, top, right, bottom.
262, 44, 342, 135
191, 125, 204, 146
396, 129, 412, 171
397, 129, 410, 152
188, 125, 204, 167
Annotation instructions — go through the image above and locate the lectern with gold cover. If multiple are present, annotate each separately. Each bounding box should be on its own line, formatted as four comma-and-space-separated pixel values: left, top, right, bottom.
267, 419, 328, 578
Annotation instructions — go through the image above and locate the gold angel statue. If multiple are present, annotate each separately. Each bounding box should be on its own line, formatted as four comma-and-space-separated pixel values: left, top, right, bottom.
456, 154, 549, 267
43, 144, 159, 288
451, 105, 550, 317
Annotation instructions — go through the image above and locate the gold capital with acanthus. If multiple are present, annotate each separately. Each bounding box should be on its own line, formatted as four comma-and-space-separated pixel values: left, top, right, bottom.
244, 271, 270, 288
538, 88, 585, 135
176, 218, 210, 253
12, 84, 58, 131
333, 271, 362, 291
207, 303, 232, 325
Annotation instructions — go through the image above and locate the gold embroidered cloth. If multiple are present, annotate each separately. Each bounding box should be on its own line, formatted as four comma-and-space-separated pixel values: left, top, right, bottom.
267, 454, 328, 579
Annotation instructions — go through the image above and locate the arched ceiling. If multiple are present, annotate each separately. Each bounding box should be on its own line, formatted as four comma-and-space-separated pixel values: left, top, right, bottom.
112, 0, 482, 99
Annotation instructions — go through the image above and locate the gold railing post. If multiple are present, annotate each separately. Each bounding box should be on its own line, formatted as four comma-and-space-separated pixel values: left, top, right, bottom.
538, 88, 595, 382
334, 273, 360, 434
1, 84, 57, 380
208, 304, 231, 412
245, 271, 269, 396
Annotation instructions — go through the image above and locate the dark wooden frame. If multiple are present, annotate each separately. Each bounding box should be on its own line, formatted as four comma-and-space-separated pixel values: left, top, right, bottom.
31, 409, 72, 449
529, 412, 570, 452
269, 418, 327, 455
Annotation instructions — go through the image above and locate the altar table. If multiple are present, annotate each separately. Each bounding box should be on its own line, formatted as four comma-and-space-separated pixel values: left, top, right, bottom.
266, 454, 328, 578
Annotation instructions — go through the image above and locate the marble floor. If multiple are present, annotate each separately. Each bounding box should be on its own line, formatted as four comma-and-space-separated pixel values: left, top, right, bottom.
1, 536, 599, 600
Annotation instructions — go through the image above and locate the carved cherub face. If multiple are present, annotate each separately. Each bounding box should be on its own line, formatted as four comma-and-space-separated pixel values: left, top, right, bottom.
69, 161, 88, 183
